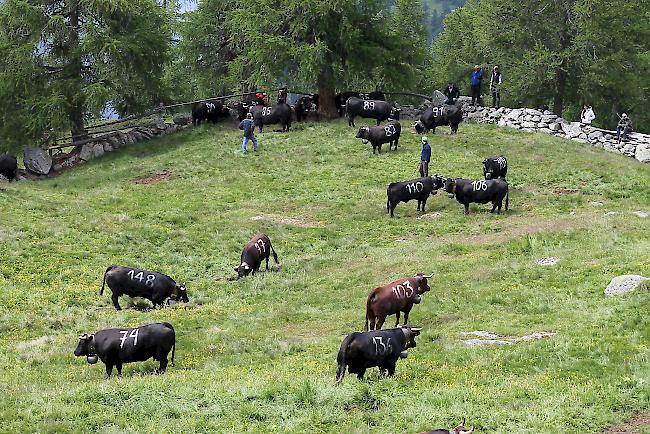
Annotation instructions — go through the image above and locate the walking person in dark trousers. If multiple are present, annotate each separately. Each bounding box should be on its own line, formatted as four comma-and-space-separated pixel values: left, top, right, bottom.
419, 136, 431, 177
239, 112, 258, 153
490, 65, 503, 107
470, 65, 484, 106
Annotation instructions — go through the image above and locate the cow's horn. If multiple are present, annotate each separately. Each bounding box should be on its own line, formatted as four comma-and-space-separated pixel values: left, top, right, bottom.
423, 273, 434, 279
410, 327, 422, 332
79, 333, 87, 339
459, 425, 474, 434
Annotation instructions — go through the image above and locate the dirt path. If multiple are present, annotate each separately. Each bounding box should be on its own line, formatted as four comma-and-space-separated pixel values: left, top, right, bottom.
604, 412, 650, 434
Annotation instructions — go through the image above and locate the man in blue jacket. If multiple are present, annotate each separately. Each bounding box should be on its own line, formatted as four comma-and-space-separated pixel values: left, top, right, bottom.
419, 136, 431, 177
239, 112, 257, 153
470, 65, 484, 106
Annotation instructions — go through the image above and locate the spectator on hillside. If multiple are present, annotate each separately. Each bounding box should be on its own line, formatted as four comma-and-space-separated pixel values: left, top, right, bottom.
580, 104, 595, 125
419, 136, 431, 177
443, 82, 460, 105
616, 113, 633, 142
489, 65, 503, 108
470, 65, 484, 106
239, 112, 258, 153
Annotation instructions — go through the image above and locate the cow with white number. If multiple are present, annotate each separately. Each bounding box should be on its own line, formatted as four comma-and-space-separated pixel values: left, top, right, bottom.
335, 91, 385, 117
365, 273, 434, 331
233, 233, 280, 279
191, 100, 230, 126
355, 120, 401, 154
249, 102, 292, 132
346, 97, 400, 128
444, 178, 509, 215
387, 175, 445, 217
483, 155, 508, 180
74, 322, 175, 378
335, 325, 422, 383
414, 104, 463, 135
100, 266, 188, 311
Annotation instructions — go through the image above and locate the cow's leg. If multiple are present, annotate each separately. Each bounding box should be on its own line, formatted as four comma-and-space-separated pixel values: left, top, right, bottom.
403, 306, 412, 325
421, 197, 427, 213
105, 364, 113, 378
265, 254, 270, 271
417, 199, 421, 211
490, 202, 497, 213
390, 202, 396, 218
386, 361, 397, 376
372, 144, 377, 154
376, 119, 380, 126
357, 368, 366, 381
378, 144, 382, 153
375, 315, 386, 330
158, 356, 168, 374
464, 203, 470, 214
152, 294, 164, 309
116, 363, 123, 378
395, 311, 401, 327
111, 293, 122, 311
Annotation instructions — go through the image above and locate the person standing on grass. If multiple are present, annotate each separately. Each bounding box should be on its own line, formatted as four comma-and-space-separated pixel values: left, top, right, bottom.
470, 65, 484, 106
490, 65, 503, 108
419, 136, 431, 177
239, 112, 258, 153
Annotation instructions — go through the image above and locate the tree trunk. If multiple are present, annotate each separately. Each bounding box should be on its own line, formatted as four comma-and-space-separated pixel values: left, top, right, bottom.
553, 66, 566, 116
66, 0, 88, 143
317, 53, 338, 120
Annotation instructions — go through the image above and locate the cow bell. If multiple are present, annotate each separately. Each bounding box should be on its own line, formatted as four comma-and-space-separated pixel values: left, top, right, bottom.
413, 294, 422, 304
399, 350, 408, 359
86, 355, 98, 364
361, 139, 368, 144
447, 193, 455, 198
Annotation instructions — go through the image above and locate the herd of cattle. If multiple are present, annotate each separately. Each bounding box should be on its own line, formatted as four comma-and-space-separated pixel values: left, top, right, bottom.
1, 89, 512, 432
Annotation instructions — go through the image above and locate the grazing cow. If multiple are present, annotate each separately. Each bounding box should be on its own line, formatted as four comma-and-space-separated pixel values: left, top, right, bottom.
0, 154, 18, 181
74, 322, 176, 378
420, 419, 474, 434
444, 178, 509, 214
414, 104, 463, 135
335, 325, 422, 382
365, 273, 434, 331
346, 97, 400, 127
234, 233, 280, 279
191, 100, 230, 126
355, 120, 401, 154
483, 155, 508, 179
295, 96, 317, 122
249, 103, 292, 132
100, 265, 188, 311
386, 175, 445, 217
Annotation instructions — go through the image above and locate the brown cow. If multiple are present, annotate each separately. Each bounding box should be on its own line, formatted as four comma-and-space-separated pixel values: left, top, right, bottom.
233, 233, 279, 279
365, 273, 434, 331
420, 418, 474, 434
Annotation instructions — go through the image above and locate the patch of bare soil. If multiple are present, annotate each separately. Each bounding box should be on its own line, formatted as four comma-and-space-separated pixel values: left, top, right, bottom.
604, 412, 650, 434
251, 214, 321, 228
134, 170, 172, 184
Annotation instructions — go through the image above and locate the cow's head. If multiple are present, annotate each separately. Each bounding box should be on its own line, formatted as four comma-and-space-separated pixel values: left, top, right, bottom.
482, 159, 494, 179
414, 272, 434, 294
444, 178, 456, 198
355, 126, 370, 144
390, 106, 402, 120
171, 283, 189, 303
400, 325, 422, 350
234, 261, 253, 279
451, 418, 474, 434
74, 333, 98, 364
414, 120, 425, 134
431, 174, 445, 190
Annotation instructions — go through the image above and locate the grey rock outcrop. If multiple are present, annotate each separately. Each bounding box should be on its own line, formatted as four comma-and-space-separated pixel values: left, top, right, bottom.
23, 147, 52, 175
604, 275, 648, 297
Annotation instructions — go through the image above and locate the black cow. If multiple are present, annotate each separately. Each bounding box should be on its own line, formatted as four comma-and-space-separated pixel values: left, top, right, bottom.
444, 178, 509, 214
355, 120, 401, 154
387, 175, 445, 217
0, 154, 18, 181
231, 101, 251, 121
346, 97, 400, 127
295, 96, 317, 122
191, 100, 230, 126
483, 155, 508, 179
74, 322, 176, 377
414, 104, 463, 135
335, 91, 385, 117
234, 233, 280, 279
249, 103, 292, 132
100, 265, 188, 311
420, 419, 474, 434
335, 326, 422, 383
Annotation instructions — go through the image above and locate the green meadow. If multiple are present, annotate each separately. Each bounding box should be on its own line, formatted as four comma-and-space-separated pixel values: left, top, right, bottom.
0, 120, 648, 433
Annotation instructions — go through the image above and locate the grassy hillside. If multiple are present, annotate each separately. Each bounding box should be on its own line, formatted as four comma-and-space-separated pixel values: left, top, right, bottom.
0, 120, 649, 433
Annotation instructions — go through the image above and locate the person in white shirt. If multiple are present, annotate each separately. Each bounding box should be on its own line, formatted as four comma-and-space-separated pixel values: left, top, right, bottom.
581, 104, 595, 125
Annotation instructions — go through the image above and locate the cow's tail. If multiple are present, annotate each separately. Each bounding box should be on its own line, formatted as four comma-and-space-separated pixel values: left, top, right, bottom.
364, 293, 375, 331
100, 265, 115, 295
335, 333, 354, 385
271, 245, 279, 265
162, 322, 176, 366
505, 188, 509, 211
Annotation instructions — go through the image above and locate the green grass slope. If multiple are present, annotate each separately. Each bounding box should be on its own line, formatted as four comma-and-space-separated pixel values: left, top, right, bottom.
0, 121, 649, 433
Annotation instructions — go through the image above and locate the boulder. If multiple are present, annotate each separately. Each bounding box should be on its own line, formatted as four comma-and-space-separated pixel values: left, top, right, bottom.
532, 115, 541, 122
549, 123, 562, 131
635, 143, 650, 163
522, 121, 536, 129
525, 108, 543, 116
23, 147, 52, 175
604, 275, 648, 297
562, 122, 583, 138
633, 211, 648, 218
541, 115, 558, 123
539, 128, 553, 134
173, 113, 192, 125
0, 174, 7, 182
588, 131, 603, 141
79, 145, 93, 161
103, 142, 113, 153
92, 143, 104, 158
622, 143, 636, 156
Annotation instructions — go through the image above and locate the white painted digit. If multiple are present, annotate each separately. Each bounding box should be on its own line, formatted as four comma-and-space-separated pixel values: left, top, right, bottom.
406, 182, 424, 195
129, 329, 139, 346
145, 274, 156, 287
119, 330, 128, 349
363, 101, 375, 111
127, 270, 134, 280
255, 239, 266, 254
384, 124, 396, 137
496, 157, 506, 169
373, 336, 392, 355
134, 271, 144, 282
262, 107, 272, 116
404, 280, 414, 297
206, 102, 215, 112
415, 182, 424, 193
